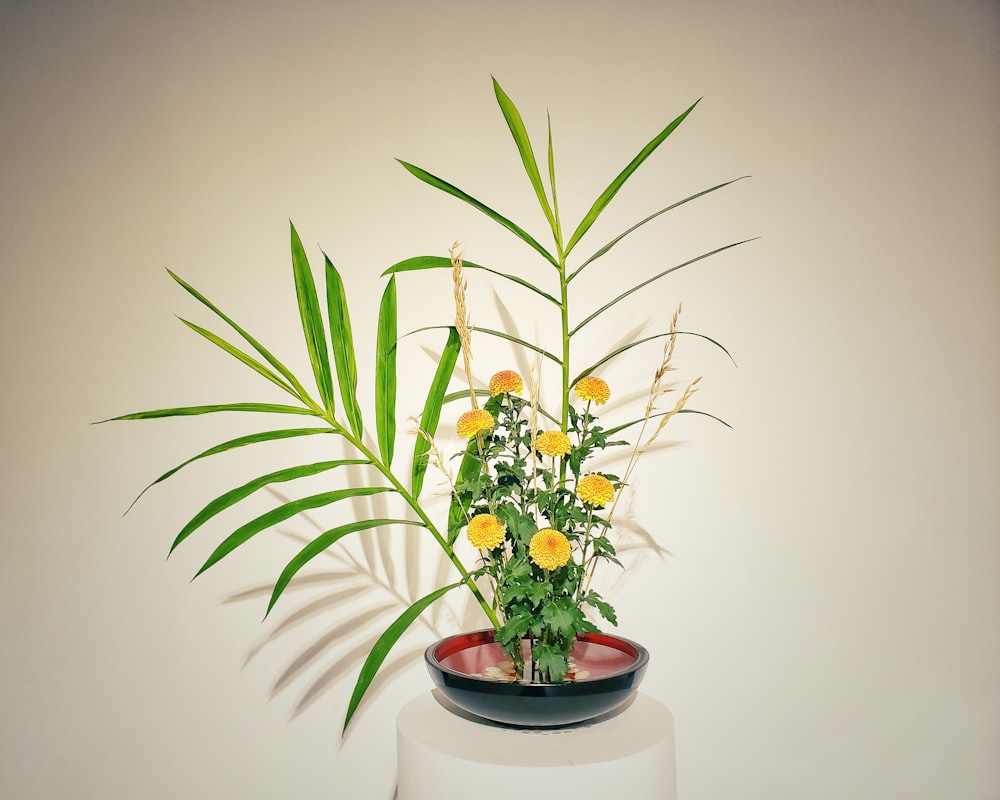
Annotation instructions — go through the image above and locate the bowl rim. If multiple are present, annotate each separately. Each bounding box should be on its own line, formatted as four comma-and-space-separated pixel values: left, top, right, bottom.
425, 628, 649, 686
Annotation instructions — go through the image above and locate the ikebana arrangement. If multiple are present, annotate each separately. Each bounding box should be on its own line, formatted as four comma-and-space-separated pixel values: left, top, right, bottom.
107, 78, 750, 729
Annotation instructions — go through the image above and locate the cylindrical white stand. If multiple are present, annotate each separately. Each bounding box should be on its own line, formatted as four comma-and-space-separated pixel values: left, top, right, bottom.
396, 691, 676, 799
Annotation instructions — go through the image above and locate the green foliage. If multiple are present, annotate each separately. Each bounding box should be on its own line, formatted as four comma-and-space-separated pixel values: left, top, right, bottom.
110, 76, 745, 728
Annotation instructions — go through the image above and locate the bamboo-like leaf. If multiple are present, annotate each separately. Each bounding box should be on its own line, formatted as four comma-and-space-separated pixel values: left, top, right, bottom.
412, 327, 460, 498
397, 159, 559, 268
564, 99, 701, 256
123, 427, 337, 512
597, 407, 731, 442
289, 222, 335, 414
492, 77, 557, 237
382, 256, 559, 306
325, 254, 364, 437
343, 580, 463, 730
195, 486, 396, 578
104, 403, 318, 423
166, 269, 315, 404
375, 277, 397, 467
403, 325, 562, 366
267, 519, 424, 616
570, 239, 756, 336
547, 111, 565, 255
572, 330, 736, 385
171, 459, 370, 555
447, 442, 483, 545
178, 318, 298, 397
568, 177, 749, 282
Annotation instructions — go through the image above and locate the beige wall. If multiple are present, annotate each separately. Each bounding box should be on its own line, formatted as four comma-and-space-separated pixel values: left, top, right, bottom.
2, 1, 997, 798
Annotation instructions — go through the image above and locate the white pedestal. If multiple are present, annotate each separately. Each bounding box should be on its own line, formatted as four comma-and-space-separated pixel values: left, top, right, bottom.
396, 691, 676, 799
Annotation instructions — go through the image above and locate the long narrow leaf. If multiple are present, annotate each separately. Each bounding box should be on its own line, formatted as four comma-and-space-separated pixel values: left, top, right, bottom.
375, 277, 397, 466
289, 222, 335, 414
104, 403, 318, 422
166, 269, 316, 404
195, 486, 395, 577
547, 111, 564, 254
123, 427, 336, 512
572, 330, 736, 385
267, 519, 424, 616
447, 442, 483, 545
564, 99, 701, 256
492, 77, 557, 236
568, 177, 749, 282
178, 318, 298, 397
397, 159, 559, 268
596, 407, 731, 442
171, 459, 371, 555
402, 325, 562, 366
382, 256, 559, 306
344, 580, 463, 730
325, 254, 364, 437
570, 239, 756, 336
412, 328, 460, 498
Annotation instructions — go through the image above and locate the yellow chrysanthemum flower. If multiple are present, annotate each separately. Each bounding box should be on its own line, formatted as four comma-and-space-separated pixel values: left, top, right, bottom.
534, 430, 572, 458
467, 514, 506, 549
574, 376, 611, 405
576, 474, 616, 508
456, 408, 495, 439
488, 370, 524, 396
529, 528, 572, 570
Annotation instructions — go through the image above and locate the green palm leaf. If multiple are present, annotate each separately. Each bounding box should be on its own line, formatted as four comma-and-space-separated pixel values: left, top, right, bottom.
572, 330, 736, 385
194, 486, 396, 578
568, 176, 749, 282
290, 222, 336, 415
344, 580, 463, 730
564, 99, 701, 256
403, 325, 562, 366
104, 403, 318, 422
570, 239, 756, 336
178, 318, 298, 398
396, 159, 559, 268
325, 254, 364, 437
412, 328, 460, 498
266, 519, 424, 616
492, 77, 557, 237
170, 459, 370, 555
121, 427, 336, 512
382, 256, 559, 306
166, 269, 315, 404
375, 277, 397, 466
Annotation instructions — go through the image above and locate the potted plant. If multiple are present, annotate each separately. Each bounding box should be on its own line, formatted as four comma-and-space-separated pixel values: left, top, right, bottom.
106, 78, 750, 729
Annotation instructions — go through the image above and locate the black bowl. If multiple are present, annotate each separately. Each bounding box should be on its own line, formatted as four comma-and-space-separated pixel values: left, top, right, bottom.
424, 629, 649, 727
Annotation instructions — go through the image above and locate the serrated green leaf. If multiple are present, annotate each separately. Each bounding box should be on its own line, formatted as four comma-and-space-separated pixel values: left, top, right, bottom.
170, 459, 370, 555
397, 159, 559, 268
290, 222, 335, 414
412, 327, 460, 498
564, 99, 701, 256
344, 580, 463, 730
568, 176, 749, 282
267, 519, 423, 615
571, 239, 757, 336
375, 277, 397, 466
194, 486, 395, 577
532, 642, 568, 682
492, 77, 557, 237
382, 256, 559, 306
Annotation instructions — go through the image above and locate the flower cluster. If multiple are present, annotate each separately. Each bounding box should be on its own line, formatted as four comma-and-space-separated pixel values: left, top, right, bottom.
452, 369, 622, 682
